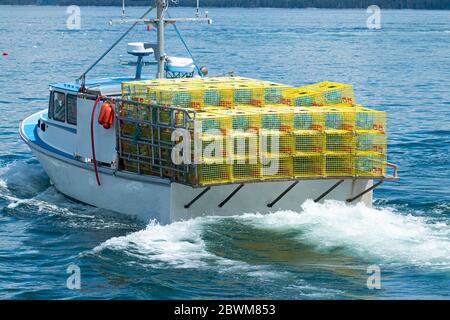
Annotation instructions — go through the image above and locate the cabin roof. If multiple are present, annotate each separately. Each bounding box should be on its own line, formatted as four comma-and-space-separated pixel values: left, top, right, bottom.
50, 76, 151, 96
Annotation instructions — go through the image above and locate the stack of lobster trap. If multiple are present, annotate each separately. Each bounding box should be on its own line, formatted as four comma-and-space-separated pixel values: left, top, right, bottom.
118, 77, 387, 186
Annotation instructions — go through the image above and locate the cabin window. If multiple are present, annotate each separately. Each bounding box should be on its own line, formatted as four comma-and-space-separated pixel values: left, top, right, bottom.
66, 94, 77, 125
53, 92, 66, 122
48, 91, 54, 119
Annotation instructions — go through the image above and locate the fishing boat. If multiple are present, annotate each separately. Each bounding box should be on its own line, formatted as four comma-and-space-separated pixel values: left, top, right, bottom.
19, 1, 398, 223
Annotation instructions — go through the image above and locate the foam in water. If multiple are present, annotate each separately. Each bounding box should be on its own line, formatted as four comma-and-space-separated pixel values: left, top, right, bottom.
237, 200, 450, 269
92, 217, 288, 275
92, 218, 226, 269
0, 179, 6, 191
90, 217, 344, 299
433, 203, 450, 215
91, 199, 450, 272
3, 161, 449, 271
0, 161, 48, 197
0, 161, 65, 212
0, 161, 134, 230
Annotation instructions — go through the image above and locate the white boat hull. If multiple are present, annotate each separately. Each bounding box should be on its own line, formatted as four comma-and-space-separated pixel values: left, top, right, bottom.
31, 147, 373, 224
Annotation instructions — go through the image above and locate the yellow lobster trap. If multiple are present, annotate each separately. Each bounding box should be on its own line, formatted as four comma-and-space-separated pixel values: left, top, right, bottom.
122, 79, 190, 102
211, 109, 260, 158
326, 132, 356, 153
260, 154, 293, 180
188, 111, 231, 163
302, 81, 355, 106
149, 86, 205, 109
324, 153, 355, 177
230, 156, 261, 182
289, 107, 325, 131
282, 88, 323, 107
212, 108, 261, 132
294, 132, 325, 154
354, 106, 387, 133
118, 78, 394, 186
188, 160, 232, 186
259, 130, 294, 157
356, 152, 388, 177
356, 132, 387, 155
281, 81, 354, 107
322, 107, 356, 132
293, 154, 325, 177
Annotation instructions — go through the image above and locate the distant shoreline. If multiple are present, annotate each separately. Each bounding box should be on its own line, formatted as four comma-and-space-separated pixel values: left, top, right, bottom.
0, 0, 449, 10
1, 5, 450, 10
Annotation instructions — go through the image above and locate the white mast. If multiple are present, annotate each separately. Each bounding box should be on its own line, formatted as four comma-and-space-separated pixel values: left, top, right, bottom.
78, 1, 211, 85
156, 0, 166, 78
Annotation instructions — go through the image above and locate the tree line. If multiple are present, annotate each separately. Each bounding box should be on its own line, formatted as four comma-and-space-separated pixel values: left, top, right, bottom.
1, 0, 450, 10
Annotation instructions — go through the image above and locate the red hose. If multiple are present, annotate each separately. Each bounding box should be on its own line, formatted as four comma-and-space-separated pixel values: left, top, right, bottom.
91, 96, 102, 186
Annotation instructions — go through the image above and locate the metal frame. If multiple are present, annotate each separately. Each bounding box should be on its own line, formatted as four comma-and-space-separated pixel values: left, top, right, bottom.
314, 179, 345, 203
115, 98, 197, 183
218, 184, 245, 208
184, 187, 211, 208
112, 17, 213, 25
347, 179, 384, 203
267, 181, 299, 208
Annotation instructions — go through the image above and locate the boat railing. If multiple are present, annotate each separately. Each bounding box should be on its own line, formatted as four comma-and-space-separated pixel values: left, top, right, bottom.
380, 160, 398, 179
114, 98, 198, 184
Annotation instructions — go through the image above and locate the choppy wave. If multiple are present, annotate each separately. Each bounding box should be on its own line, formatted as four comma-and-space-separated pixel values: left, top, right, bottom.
2, 160, 449, 299
92, 218, 233, 269
237, 200, 450, 270
91, 200, 450, 272
89, 216, 349, 298
0, 161, 140, 230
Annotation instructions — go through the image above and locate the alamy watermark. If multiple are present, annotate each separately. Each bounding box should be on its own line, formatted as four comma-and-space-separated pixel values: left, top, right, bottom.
66, 5, 81, 30
66, 264, 81, 290
366, 5, 381, 30
367, 264, 381, 290
170, 123, 282, 176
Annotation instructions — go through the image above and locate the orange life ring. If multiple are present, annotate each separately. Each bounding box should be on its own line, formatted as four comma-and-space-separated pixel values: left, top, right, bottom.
98, 101, 114, 129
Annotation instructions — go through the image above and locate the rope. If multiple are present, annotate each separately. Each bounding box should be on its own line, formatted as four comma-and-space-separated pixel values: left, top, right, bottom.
166, 11, 203, 77
78, 5, 155, 87
91, 96, 102, 186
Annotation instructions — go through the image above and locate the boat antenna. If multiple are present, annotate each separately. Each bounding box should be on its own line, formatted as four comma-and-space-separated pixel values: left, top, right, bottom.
79, 0, 211, 85
77, 5, 156, 90
196, 0, 200, 17
122, 0, 126, 17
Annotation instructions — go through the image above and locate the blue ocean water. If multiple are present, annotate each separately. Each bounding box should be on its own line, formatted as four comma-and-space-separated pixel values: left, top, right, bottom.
0, 6, 449, 299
